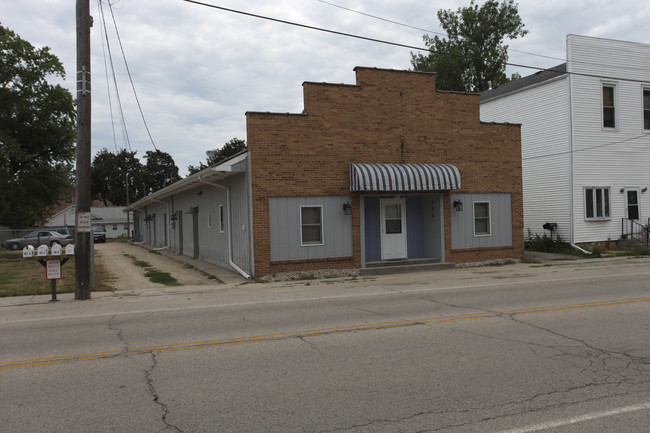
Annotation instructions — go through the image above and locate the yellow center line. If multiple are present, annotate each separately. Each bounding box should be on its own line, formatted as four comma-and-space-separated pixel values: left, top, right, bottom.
3, 296, 650, 370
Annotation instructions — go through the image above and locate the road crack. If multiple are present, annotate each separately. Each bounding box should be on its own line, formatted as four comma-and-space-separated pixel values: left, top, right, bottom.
108, 315, 130, 352
145, 352, 184, 433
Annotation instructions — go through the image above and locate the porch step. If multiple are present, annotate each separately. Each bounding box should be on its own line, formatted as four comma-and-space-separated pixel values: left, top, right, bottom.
361, 258, 455, 276
616, 238, 647, 250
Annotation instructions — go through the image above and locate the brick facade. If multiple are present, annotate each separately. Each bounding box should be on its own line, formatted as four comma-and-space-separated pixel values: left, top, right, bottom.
247, 67, 523, 277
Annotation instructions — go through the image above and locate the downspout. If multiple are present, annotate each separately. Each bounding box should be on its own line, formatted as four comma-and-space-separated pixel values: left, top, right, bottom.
570, 243, 591, 255
198, 176, 252, 279
566, 48, 589, 255
148, 196, 171, 250
567, 40, 576, 248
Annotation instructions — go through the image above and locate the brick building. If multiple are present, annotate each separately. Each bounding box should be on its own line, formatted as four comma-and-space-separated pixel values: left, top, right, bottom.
127, 67, 523, 279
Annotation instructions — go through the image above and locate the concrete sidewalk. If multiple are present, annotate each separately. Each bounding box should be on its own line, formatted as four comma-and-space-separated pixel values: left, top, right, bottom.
0, 249, 623, 308
139, 244, 249, 286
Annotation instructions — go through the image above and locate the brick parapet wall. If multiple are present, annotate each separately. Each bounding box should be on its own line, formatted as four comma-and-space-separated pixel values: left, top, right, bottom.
247, 67, 523, 277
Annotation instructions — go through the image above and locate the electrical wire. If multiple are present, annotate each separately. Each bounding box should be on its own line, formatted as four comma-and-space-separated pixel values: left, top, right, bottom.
107, 0, 158, 151
181, 0, 650, 85
522, 133, 650, 161
314, 0, 566, 63
97, 0, 118, 152
98, 0, 132, 152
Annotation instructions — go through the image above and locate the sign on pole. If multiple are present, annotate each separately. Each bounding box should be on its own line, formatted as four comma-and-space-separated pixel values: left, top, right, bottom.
77, 211, 92, 232
46, 259, 62, 280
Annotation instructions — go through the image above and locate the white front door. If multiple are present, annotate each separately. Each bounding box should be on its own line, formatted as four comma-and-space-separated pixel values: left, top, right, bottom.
380, 198, 407, 260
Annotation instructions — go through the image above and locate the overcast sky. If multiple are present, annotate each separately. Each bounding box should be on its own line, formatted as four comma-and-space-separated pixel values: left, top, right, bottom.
4, 0, 650, 176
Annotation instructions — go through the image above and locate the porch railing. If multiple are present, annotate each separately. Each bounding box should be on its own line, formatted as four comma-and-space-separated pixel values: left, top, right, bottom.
621, 218, 650, 246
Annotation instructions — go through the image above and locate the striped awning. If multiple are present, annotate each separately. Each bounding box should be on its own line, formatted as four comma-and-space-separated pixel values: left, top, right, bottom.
350, 163, 461, 192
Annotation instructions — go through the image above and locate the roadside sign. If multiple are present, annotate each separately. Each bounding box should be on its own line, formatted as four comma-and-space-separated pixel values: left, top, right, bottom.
77, 212, 92, 232
46, 259, 62, 280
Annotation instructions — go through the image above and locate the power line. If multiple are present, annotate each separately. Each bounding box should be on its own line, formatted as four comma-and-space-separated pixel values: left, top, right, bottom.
181, 0, 650, 85
97, 0, 118, 153
98, 0, 132, 152
107, 0, 158, 151
314, 0, 566, 63
181, 0, 547, 74
522, 134, 649, 161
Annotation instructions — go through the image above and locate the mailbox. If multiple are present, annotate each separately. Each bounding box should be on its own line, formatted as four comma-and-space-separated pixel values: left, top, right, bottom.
543, 222, 557, 231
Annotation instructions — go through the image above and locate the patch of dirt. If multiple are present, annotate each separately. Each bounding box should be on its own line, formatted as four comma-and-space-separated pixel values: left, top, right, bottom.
94, 242, 214, 291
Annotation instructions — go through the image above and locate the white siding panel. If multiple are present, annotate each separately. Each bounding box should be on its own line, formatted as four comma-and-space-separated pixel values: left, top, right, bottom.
568, 35, 650, 243
481, 77, 572, 241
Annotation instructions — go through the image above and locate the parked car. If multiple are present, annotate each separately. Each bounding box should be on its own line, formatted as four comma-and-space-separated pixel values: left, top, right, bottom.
93, 226, 106, 243
3, 230, 74, 250
50, 226, 74, 238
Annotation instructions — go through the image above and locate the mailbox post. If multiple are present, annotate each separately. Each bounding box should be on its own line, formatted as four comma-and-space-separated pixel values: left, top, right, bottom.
25, 244, 74, 302
543, 222, 558, 241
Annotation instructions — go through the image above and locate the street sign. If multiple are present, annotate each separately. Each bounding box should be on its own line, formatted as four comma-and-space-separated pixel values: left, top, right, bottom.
46, 259, 62, 280
77, 211, 92, 232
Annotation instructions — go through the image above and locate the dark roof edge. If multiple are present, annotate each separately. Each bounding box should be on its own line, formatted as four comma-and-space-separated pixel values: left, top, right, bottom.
480, 63, 567, 102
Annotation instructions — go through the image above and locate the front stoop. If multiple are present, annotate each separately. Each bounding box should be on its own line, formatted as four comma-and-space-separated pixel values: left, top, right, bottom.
616, 238, 647, 250
361, 258, 455, 276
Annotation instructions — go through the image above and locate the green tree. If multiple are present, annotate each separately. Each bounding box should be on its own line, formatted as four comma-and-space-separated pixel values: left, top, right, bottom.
0, 24, 76, 227
143, 150, 181, 193
91, 148, 147, 206
411, 0, 527, 93
187, 138, 247, 175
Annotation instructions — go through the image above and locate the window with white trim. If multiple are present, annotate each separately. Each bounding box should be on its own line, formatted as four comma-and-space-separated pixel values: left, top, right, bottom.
473, 202, 491, 236
602, 84, 616, 129
219, 205, 225, 233
300, 205, 323, 246
643, 88, 650, 131
585, 187, 610, 220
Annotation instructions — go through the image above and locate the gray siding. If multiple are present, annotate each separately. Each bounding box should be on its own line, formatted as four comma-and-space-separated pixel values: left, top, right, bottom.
132, 173, 252, 275
451, 193, 513, 249
225, 173, 251, 273
269, 196, 353, 261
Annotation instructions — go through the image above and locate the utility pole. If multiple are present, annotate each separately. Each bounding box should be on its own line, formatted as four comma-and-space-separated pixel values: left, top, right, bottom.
75, 0, 92, 300
126, 171, 131, 239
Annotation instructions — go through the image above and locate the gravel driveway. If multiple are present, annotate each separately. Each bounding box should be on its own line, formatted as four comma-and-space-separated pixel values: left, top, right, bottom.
94, 242, 217, 291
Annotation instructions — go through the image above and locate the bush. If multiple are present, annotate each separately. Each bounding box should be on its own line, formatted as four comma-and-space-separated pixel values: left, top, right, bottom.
588, 242, 603, 257
525, 229, 566, 252
630, 245, 650, 256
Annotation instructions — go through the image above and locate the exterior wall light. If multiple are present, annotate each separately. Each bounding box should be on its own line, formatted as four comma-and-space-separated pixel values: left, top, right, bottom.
343, 202, 352, 215
453, 200, 463, 211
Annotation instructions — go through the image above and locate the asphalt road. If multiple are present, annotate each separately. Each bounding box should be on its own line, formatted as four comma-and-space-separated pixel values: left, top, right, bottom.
1, 256, 650, 432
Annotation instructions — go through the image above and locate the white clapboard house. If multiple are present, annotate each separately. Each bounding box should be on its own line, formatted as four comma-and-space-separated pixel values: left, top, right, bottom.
481, 34, 650, 246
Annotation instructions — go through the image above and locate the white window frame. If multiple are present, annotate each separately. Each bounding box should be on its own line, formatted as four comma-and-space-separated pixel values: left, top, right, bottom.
219, 205, 225, 233
473, 201, 491, 237
641, 85, 650, 133
300, 205, 324, 246
584, 187, 611, 220
602, 83, 617, 130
